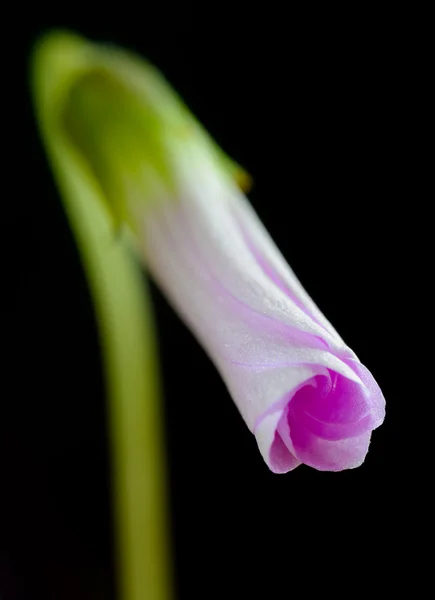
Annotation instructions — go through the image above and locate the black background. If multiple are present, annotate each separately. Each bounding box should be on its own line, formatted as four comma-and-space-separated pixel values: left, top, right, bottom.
3, 5, 417, 599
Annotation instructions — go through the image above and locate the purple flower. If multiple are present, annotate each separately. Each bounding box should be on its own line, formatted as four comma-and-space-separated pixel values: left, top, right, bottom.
52, 37, 385, 472
133, 146, 386, 473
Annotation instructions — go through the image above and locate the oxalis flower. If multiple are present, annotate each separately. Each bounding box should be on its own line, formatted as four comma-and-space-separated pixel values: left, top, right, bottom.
138, 163, 386, 473
40, 33, 385, 474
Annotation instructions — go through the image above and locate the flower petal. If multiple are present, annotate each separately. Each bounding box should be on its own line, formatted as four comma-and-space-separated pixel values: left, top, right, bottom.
135, 154, 385, 472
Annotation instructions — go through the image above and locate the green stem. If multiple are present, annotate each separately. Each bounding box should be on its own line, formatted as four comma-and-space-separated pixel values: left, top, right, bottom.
31, 32, 173, 600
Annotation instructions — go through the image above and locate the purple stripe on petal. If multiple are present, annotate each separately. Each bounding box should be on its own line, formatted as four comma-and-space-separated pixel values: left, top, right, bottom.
174, 202, 333, 353
235, 212, 332, 336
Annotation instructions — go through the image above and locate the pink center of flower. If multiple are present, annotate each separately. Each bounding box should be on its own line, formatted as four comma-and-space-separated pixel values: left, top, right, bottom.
290, 370, 372, 437
274, 369, 376, 471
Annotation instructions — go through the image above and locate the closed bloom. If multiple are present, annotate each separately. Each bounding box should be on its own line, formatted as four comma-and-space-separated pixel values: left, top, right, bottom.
137, 153, 385, 472
62, 42, 385, 473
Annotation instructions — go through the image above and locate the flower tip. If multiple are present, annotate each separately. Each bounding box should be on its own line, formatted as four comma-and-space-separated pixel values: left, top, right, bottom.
254, 367, 384, 474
